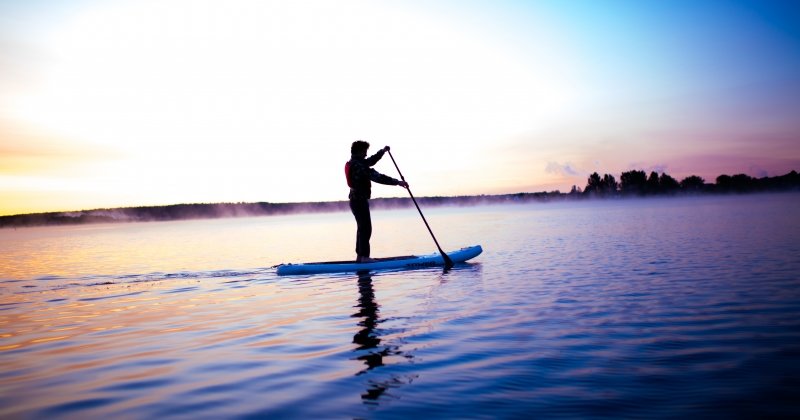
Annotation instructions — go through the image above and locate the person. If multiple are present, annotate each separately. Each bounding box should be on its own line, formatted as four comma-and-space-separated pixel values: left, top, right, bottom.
345, 141, 408, 263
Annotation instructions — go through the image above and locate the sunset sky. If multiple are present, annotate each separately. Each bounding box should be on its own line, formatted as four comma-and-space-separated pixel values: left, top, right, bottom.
1, 0, 799, 216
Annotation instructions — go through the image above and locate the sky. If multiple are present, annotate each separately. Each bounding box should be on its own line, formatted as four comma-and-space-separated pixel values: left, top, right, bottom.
1, 0, 799, 216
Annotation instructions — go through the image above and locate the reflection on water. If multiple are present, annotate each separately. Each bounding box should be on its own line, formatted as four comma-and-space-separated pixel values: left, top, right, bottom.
1, 194, 800, 418
353, 274, 383, 369
352, 273, 415, 402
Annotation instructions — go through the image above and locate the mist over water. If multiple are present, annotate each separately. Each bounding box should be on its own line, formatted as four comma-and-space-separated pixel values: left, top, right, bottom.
1, 193, 799, 418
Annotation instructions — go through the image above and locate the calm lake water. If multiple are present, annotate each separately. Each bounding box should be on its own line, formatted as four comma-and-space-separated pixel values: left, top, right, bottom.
1, 193, 799, 418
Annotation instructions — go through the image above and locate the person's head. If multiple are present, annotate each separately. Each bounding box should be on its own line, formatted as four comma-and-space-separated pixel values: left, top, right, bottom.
351, 140, 370, 157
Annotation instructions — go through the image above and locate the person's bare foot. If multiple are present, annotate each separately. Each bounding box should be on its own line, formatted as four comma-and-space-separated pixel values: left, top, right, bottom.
357, 256, 377, 263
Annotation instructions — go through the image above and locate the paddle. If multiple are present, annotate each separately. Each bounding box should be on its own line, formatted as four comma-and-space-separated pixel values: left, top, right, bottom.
387, 149, 454, 269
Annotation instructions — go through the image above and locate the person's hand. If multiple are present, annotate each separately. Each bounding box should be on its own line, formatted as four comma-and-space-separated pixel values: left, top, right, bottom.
383, 146, 391, 152
399, 181, 409, 189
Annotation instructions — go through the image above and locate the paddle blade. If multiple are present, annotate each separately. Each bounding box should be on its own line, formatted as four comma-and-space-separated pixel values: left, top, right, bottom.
442, 252, 454, 269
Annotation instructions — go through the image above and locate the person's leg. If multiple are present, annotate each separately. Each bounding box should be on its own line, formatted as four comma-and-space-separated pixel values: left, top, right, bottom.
349, 199, 372, 259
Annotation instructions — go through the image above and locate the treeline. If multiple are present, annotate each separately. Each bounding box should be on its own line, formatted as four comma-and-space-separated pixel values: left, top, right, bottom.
0, 194, 557, 229
2, 170, 798, 228
0, 201, 354, 228
575, 170, 799, 197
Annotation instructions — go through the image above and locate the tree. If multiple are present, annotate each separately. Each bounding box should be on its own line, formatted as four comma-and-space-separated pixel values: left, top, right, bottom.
731, 174, 754, 191
584, 173, 617, 196
584, 172, 602, 195
659, 173, 680, 193
717, 173, 755, 192
601, 173, 618, 195
716, 174, 732, 190
620, 170, 647, 195
646, 171, 660, 194
680, 175, 705, 191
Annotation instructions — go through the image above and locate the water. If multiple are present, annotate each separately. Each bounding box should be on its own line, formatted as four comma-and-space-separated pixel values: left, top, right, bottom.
1, 194, 799, 418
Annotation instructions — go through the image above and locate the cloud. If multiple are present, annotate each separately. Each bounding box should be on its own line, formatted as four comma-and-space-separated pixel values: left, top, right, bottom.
625, 162, 669, 174
749, 165, 770, 178
545, 161, 579, 177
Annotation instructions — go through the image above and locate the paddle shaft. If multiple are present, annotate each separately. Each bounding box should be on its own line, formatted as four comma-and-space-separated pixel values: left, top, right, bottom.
387, 150, 454, 269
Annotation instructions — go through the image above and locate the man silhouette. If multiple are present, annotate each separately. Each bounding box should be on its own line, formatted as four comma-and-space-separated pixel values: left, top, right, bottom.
345, 141, 408, 263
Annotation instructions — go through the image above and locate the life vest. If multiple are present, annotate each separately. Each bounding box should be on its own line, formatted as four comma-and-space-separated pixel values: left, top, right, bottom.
344, 161, 353, 188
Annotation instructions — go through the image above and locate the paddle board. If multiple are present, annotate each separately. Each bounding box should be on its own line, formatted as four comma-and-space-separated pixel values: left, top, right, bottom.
276, 245, 482, 275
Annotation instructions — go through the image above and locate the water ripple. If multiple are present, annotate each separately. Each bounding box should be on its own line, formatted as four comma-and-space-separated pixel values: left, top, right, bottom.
2, 195, 799, 418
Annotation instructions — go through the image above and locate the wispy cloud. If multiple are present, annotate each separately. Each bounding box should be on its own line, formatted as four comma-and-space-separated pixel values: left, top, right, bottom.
626, 162, 669, 174
545, 161, 579, 177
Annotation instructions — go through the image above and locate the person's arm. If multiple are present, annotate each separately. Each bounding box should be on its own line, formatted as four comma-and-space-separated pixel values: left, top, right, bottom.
365, 146, 390, 167
369, 169, 408, 188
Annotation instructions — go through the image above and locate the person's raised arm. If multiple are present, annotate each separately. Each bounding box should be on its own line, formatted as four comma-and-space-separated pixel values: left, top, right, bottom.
365, 146, 391, 167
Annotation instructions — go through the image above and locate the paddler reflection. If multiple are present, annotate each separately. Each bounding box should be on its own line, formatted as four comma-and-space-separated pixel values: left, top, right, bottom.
351, 274, 414, 402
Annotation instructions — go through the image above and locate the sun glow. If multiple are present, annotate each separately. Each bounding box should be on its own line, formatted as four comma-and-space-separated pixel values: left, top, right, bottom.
2, 0, 568, 214
3, 0, 798, 215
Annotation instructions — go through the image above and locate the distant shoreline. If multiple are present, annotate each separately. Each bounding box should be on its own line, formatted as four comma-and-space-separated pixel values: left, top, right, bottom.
2, 170, 797, 229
